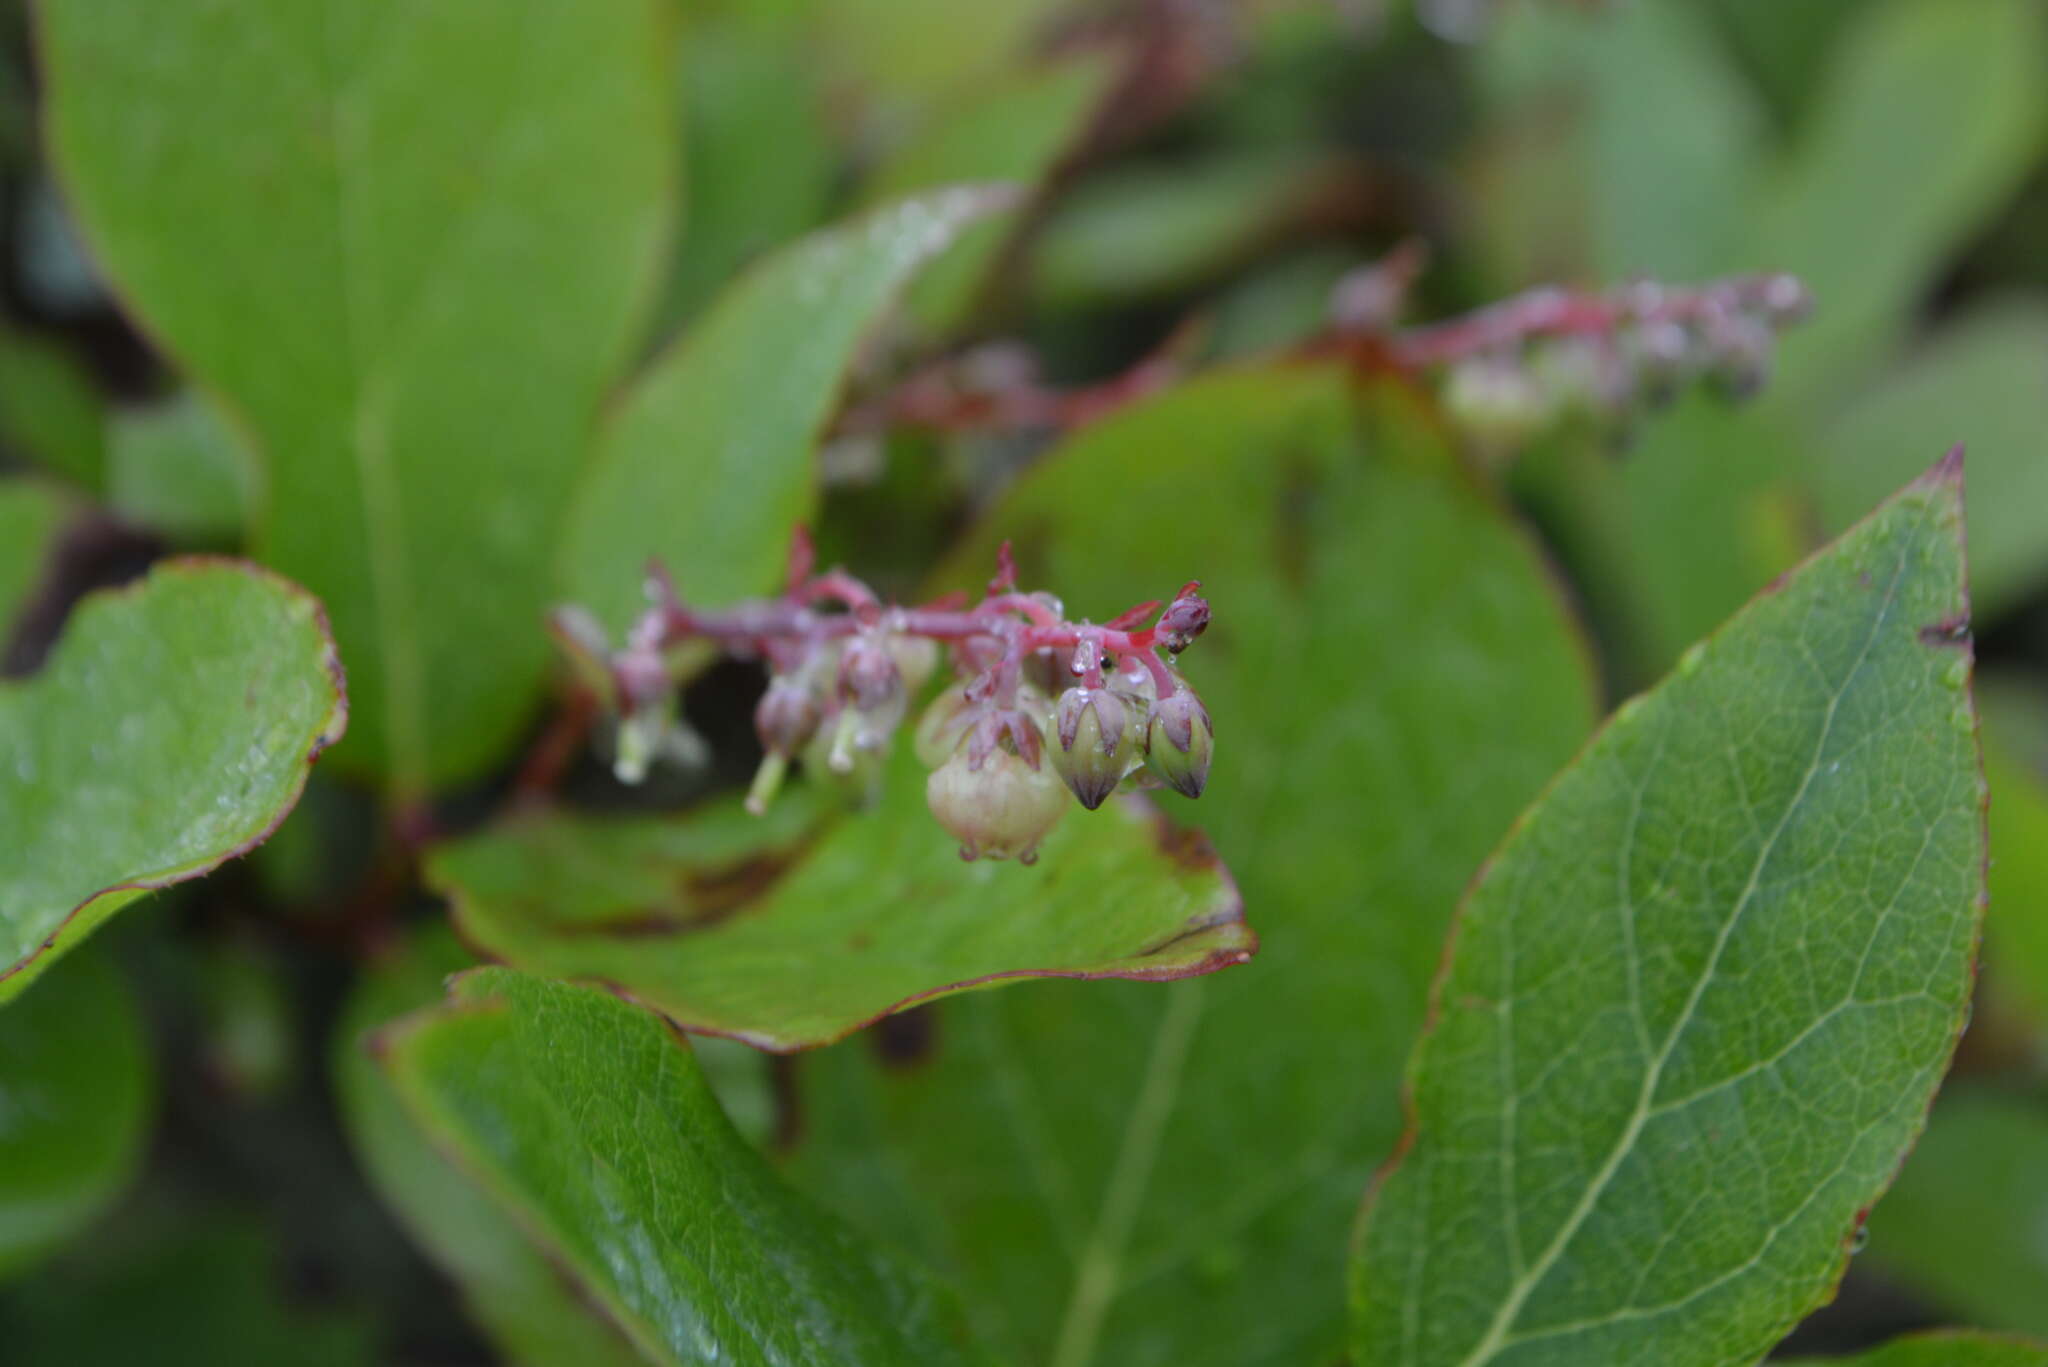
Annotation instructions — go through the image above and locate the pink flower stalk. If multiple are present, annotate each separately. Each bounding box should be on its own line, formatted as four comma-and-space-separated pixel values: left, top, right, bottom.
552, 531, 1214, 864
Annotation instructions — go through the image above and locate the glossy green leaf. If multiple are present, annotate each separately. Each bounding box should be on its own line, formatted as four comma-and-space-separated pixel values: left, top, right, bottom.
1752, 0, 2048, 401
0, 328, 104, 491
333, 927, 648, 1367
0, 559, 347, 1002
562, 186, 1014, 636
0, 478, 71, 636
1862, 1086, 2048, 1339
1351, 458, 1981, 1366
0, 950, 152, 1279
784, 368, 1598, 1365
39, 0, 676, 794
1818, 299, 2048, 621
428, 747, 1252, 1051
1780, 1331, 2048, 1367
865, 54, 1117, 332
105, 391, 253, 544
378, 967, 987, 1366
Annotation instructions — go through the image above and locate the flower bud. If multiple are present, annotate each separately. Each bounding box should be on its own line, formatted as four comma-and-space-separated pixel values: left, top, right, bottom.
914, 687, 974, 768
926, 739, 1069, 862
801, 707, 887, 808
838, 634, 902, 711
1155, 587, 1210, 655
1145, 686, 1213, 799
888, 633, 940, 694
755, 676, 821, 758
1444, 355, 1555, 451
1050, 687, 1141, 810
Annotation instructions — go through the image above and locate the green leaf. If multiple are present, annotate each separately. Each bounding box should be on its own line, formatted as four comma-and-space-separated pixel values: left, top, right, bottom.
427, 746, 1252, 1052
784, 368, 1598, 1365
105, 391, 254, 544
657, 12, 836, 329
561, 186, 1014, 636
1861, 1086, 2048, 1340
2, 1213, 376, 1367
1027, 152, 1345, 311
1350, 458, 1981, 1366
1514, 395, 1810, 684
1818, 298, 2048, 622
333, 926, 649, 1367
39, 0, 676, 794
0, 327, 105, 491
1751, 0, 2048, 401
0, 477, 72, 637
1977, 677, 2048, 1030
377, 967, 987, 1367
1779, 1331, 2048, 1367
810, 0, 1063, 125
0, 949, 152, 1279
864, 54, 1118, 332
1475, 0, 1764, 282
0, 559, 347, 1002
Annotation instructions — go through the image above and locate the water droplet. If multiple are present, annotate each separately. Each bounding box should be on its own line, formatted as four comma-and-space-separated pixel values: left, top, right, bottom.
1677, 643, 1706, 678
1849, 1224, 1870, 1254
1943, 656, 1971, 691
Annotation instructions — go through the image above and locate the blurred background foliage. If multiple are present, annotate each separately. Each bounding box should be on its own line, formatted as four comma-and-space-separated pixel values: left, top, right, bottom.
3, 0, 2048, 1362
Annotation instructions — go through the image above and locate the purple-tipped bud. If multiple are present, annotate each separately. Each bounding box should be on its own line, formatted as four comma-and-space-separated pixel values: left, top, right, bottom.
927, 740, 1069, 862
1051, 687, 1141, 809
1145, 686, 1213, 799
755, 676, 821, 758
1155, 588, 1210, 654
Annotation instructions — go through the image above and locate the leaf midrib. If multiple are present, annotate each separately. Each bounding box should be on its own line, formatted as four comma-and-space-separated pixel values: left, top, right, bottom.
1047, 978, 1207, 1367
315, 0, 426, 799
1446, 545, 1906, 1367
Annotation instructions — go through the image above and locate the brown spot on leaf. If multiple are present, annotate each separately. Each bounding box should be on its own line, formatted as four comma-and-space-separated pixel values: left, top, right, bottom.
1917, 615, 1971, 648
678, 852, 796, 924
1148, 812, 1221, 872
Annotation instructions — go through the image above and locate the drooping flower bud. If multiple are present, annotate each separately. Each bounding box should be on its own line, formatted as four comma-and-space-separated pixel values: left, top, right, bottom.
1050, 687, 1141, 810
755, 676, 821, 758
801, 706, 888, 807
1444, 354, 1557, 452
926, 736, 1069, 862
838, 633, 902, 711
914, 687, 977, 768
887, 633, 940, 695
1145, 685, 1213, 799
